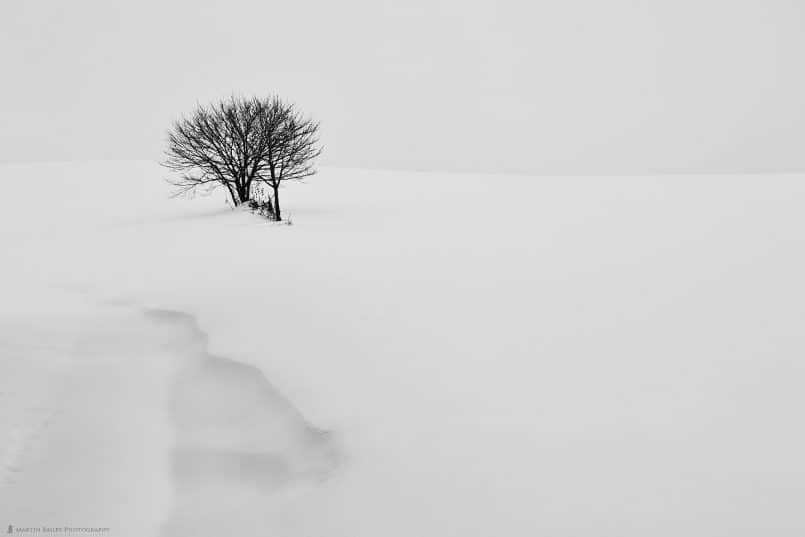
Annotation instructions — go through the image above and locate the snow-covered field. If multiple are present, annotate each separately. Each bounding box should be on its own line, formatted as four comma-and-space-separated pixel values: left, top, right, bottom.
2, 161, 805, 535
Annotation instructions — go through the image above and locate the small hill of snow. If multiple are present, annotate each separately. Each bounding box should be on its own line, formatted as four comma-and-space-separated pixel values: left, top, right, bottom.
2, 161, 805, 536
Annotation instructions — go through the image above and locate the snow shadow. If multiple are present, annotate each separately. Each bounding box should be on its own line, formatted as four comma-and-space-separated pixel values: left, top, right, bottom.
144, 309, 339, 536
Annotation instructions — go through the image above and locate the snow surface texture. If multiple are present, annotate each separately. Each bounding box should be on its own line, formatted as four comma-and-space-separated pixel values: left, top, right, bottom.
2, 161, 805, 535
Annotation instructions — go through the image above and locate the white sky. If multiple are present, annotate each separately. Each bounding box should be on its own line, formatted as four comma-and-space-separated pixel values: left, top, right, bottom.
1, 0, 803, 174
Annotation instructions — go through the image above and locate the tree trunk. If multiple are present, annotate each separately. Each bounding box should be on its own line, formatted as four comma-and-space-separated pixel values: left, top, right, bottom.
237, 184, 250, 205
272, 184, 281, 221
225, 184, 238, 206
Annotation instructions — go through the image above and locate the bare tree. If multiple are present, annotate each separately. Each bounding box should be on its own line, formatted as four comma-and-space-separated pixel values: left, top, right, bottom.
164, 96, 321, 219
255, 100, 321, 221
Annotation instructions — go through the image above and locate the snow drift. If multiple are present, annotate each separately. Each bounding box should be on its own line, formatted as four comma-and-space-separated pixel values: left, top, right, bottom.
2, 161, 805, 535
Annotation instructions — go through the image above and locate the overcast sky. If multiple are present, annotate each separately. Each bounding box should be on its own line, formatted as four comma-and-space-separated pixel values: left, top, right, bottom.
1, 0, 803, 174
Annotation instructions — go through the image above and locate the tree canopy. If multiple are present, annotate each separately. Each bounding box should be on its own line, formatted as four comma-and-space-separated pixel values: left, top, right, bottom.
164, 96, 320, 220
